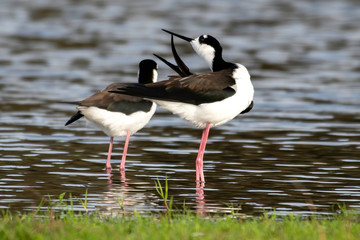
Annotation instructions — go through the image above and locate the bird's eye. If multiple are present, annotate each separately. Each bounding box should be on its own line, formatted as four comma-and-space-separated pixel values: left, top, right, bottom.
199, 35, 208, 44
199, 35, 205, 43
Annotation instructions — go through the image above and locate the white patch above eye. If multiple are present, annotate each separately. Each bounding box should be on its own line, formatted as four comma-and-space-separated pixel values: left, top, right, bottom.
203, 35, 208, 39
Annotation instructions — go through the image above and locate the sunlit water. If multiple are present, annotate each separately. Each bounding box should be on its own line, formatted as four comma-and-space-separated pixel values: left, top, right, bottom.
0, 0, 359, 216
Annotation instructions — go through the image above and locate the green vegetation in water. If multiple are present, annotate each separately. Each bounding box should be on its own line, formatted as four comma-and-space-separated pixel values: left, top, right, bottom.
155, 176, 174, 216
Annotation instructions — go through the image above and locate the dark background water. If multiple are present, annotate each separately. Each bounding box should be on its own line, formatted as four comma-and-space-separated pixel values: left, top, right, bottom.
0, 0, 359, 216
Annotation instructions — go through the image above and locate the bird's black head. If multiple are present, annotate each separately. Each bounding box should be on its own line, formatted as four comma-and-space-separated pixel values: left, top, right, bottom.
198, 34, 222, 52
138, 59, 158, 84
190, 34, 226, 71
162, 29, 232, 72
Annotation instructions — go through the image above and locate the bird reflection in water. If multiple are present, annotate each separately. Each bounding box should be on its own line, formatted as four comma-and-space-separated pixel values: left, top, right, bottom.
106, 168, 128, 186
195, 182, 207, 216
104, 168, 130, 213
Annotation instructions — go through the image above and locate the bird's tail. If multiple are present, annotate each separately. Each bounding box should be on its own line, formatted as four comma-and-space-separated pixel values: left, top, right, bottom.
65, 111, 84, 126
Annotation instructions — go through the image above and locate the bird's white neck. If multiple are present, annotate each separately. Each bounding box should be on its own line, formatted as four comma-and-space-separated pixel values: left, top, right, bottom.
191, 38, 215, 71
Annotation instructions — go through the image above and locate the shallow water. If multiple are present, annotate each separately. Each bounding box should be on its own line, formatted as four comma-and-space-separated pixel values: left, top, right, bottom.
0, 0, 360, 216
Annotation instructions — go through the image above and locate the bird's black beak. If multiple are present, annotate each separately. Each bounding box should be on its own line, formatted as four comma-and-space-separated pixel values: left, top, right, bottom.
162, 29, 193, 42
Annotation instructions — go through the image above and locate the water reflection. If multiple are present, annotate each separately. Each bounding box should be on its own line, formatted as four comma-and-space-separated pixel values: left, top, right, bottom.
100, 169, 164, 215
195, 182, 206, 216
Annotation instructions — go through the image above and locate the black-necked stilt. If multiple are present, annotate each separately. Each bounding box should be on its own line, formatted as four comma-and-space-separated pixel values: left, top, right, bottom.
65, 59, 158, 170
111, 31, 254, 183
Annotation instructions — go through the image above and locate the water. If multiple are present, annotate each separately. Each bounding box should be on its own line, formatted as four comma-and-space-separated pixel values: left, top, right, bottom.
0, 0, 359, 216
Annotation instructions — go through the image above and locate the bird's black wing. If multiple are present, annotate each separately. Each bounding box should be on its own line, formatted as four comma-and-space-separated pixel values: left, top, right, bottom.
110, 71, 236, 105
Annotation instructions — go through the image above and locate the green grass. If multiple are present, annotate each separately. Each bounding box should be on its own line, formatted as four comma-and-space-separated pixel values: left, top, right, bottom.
1, 209, 360, 240
1, 183, 359, 240
155, 176, 173, 216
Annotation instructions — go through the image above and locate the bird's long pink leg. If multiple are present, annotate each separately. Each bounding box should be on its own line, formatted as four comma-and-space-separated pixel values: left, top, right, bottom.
106, 136, 114, 169
120, 131, 131, 171
196, 123, 211, 183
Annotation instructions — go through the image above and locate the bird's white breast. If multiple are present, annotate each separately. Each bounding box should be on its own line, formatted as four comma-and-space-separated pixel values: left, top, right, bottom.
155, 64, 253, 128
77, 103, 156, 137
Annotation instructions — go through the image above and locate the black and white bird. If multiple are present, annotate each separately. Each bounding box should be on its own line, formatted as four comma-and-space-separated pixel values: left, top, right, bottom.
65, 59, 158, 170
111, 30, 254, 183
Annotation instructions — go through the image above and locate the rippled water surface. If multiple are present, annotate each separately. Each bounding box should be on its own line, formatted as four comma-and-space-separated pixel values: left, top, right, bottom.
1, 0, 360, 216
